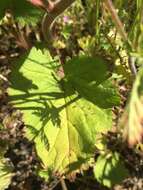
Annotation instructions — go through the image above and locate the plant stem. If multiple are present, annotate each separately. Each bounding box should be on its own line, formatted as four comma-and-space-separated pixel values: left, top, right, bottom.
42, 0, 75, 43
104, 0, 128, 42
128, 56, 137, 76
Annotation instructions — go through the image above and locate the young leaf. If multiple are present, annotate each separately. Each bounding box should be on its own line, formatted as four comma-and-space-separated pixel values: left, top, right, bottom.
8, 47, 120, 178
93, 152, 129, 188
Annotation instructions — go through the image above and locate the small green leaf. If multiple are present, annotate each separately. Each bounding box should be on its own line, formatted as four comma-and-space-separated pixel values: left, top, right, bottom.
8, 47, 120, 178
0, 155, 13, 190
93, 152, 129, 188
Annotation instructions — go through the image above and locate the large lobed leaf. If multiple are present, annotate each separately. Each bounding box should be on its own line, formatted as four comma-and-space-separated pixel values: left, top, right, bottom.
0, 0, 43, 25
8, 47, 120, 178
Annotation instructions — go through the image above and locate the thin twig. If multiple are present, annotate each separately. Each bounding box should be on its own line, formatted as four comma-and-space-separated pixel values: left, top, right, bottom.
60, 178, 68, 190
0, 74, 8, 82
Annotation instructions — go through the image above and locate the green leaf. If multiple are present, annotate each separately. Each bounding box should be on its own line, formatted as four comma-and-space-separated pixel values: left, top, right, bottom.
8, 47, 119, 178
0, 0, 43, 26
63, 56, 120, 108
0, 155, 13, 190
93, 152, 129, 188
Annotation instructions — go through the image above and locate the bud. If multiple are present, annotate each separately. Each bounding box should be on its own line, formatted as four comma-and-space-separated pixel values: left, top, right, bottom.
27, 0, 45, 9
27, 0, 54, 12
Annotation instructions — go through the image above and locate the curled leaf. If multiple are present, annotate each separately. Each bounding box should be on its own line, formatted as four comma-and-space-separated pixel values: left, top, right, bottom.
120, 68, 143, 146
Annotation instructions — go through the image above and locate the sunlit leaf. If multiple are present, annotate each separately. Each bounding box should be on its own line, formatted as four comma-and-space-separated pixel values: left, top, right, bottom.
8, 47, 120, 178
0, 155, 13, 190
